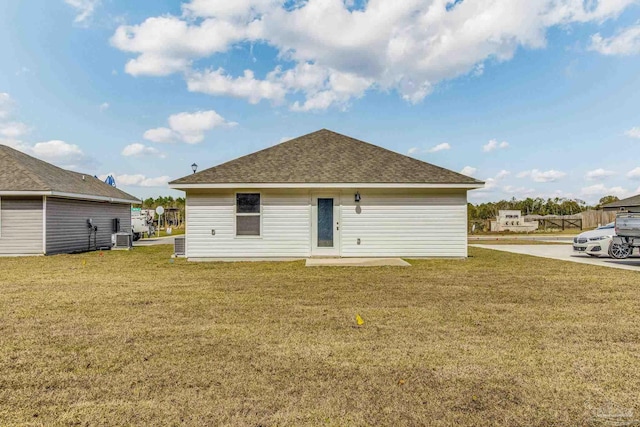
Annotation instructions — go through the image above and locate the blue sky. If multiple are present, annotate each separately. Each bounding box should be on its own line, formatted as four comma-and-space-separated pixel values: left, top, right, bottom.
1, 0, 639, 203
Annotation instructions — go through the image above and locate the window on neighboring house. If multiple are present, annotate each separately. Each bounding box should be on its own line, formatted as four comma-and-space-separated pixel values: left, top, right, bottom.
236, 193, 261, 236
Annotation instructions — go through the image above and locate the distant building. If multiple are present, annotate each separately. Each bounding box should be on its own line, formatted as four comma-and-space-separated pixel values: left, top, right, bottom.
602, 194, 640, 212
490, 210, 538, 232
0, 145, 140, 255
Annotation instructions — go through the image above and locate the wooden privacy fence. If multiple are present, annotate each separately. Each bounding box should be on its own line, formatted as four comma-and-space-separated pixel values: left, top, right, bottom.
469, 210, 615, 233
580, 210, 617, 229
537, 218, 582, 230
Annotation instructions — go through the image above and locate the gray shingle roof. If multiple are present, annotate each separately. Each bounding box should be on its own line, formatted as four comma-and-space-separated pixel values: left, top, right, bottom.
603, 194, 640, 210
171, 129, 483, 186
0, 144, 140, 203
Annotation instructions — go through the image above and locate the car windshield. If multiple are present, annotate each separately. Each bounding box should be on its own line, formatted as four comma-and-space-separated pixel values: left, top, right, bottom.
597, 222, 615, 229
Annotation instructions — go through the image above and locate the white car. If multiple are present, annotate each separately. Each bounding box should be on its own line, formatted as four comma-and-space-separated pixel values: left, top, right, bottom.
572, 222, 631, 258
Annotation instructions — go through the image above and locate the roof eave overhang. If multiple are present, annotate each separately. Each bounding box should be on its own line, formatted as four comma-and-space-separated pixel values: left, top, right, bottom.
603, 205, 640, 211
169, 182, 485, 190
0, 190, 141, 204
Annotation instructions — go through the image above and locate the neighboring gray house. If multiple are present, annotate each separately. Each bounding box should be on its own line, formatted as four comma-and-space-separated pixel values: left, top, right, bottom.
170, 129, 484, 260
603, 195, 640, 212
0, 145, 140, 255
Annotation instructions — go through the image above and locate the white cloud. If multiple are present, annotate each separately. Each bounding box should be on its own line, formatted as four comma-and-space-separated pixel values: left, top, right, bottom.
483, 139, 509, 152
181, 0, 277, 19
495, 170, 511, 179
143, 128, 176, 144
99, 173, 170, 188
0, 93, 29, 139
0, 122, 29, 139
121, 143, 165, 158
590, 24, 640, 56
427, 142, 451, 153
581, 184, 630, 198
186, 68, 287, 105
481, 178, 497, 191
473, 169, 510, 193
625, 127, 640, 139
0, 93, 13, 119
99, 102, 109, 112
585, 168, 615, 181
279, 137, 293, 143
460, 166, 477, 176
64, 0, 100, 24
8, 139, 94, 169
627, 167, 640, 180
517, 169, 567, 183
110, 15, 256, 76
33, 140, 90, 167
502, 185, 536, 197
407, 147, 419, 155
185, 63, 373, 111
144, 110, 237, 144
285, 64, 374, 111
0, 93, 93, 170
111, 0, 636, 111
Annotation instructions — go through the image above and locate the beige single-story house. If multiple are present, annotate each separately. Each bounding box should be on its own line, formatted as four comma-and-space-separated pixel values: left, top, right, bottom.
0, 145, 140, 255
170, 129, 483, 260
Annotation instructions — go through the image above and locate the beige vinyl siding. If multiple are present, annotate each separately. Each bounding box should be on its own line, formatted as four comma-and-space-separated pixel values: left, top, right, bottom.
0, 197, 43, 255
186, 190, 311, 258
339, 189, 468, 257
185, 188, 469, 259
46, 197, 132, 255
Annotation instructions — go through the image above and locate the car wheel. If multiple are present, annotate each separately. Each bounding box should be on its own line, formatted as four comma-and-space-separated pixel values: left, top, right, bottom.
609, 242, 632, 259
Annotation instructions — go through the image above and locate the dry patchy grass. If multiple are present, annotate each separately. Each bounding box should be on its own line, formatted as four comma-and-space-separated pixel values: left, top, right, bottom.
1, 247, 639, 426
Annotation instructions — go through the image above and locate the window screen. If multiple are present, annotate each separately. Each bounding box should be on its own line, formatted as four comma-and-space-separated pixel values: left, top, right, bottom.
236, 193, 260, 236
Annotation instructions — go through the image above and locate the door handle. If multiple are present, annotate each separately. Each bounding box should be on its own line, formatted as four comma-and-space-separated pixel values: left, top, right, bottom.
336, 222, 339, 231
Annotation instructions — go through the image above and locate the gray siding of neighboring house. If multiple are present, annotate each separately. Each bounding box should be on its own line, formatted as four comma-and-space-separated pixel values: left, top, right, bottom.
45, 197, 132, 255
0, 197, 44, 255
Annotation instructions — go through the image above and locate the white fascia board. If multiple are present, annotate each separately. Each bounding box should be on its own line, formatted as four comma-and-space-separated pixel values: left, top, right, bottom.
0, 190, 140, 204
170, 182, 484, 190
0, 191, 49, 196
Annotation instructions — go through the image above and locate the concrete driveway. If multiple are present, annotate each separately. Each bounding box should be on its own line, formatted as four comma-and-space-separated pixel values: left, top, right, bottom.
469, 235, 576, 243
134, 236, 175, 246
471, 244, 640, 272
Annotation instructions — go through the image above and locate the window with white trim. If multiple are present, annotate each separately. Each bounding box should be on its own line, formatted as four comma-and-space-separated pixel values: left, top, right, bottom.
236, 193, 261, 236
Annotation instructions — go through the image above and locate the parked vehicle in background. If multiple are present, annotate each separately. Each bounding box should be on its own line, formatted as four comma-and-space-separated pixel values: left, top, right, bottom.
131, 208, 155, 241
611, 213, 640, 259
572, 222, 624, 258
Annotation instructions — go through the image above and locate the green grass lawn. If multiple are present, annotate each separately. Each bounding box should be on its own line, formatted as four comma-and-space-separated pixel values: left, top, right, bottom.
1, 246, 639, 426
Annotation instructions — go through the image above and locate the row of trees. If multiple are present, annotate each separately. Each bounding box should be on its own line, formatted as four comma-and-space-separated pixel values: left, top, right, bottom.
138, 196, 185, 210
469, 195, 620, 220
133, 194, 622, 223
